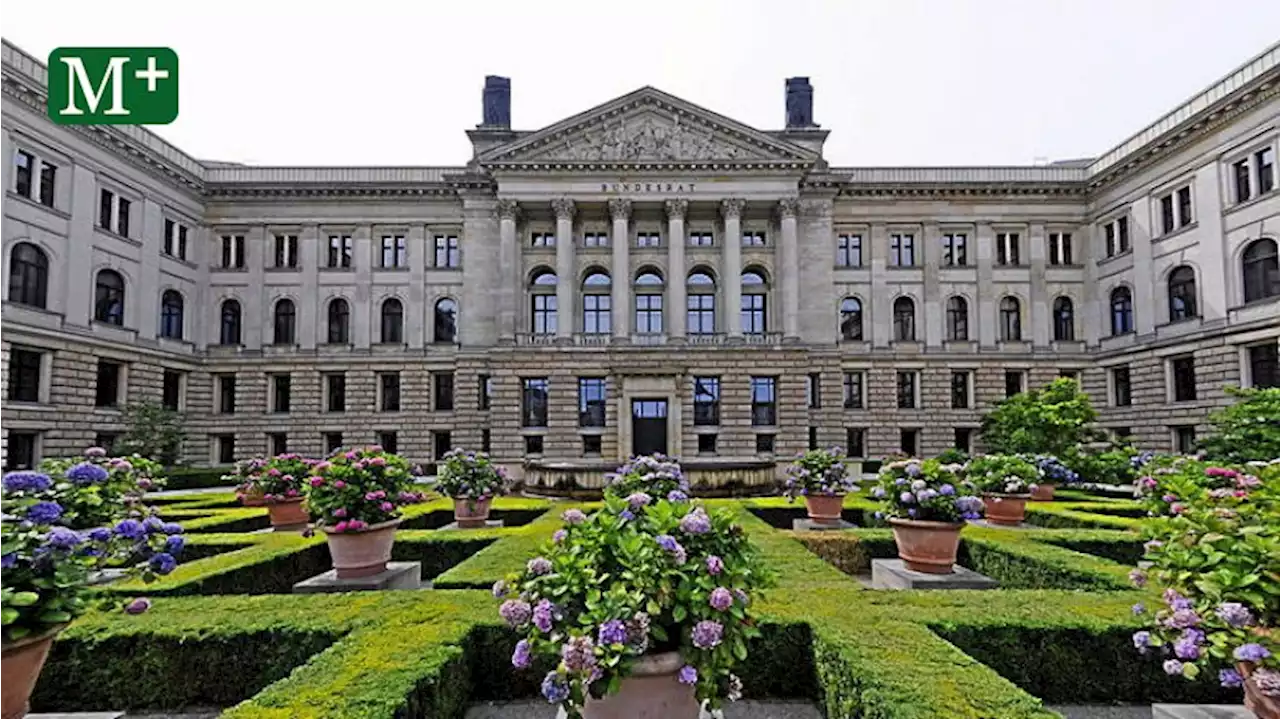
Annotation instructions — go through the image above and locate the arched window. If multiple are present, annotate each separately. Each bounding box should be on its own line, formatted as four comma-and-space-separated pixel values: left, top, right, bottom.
634, 269, 664, 335
687, 270, 716, 336
220, 299, 242, 345
1053, 297, 1075, 341
946, 296, 969, 341
582, 271, 611, 335
1242, 238, 1279, 303
8, 242, 49, 309
1110, 287, 1134, 336
273, 299, 296, 345
741, 269, 768, 335
159, 290, 184, 339
999, 296, 1022, 341
434, 298, 458, 343
94, 269, 125, 325
380, 298, 404, 343
327, 298, 350, 344
839, 297, 863, 341
530, 269, 558, 336
1167, 265, 1198, 321
892, 296, 915, 342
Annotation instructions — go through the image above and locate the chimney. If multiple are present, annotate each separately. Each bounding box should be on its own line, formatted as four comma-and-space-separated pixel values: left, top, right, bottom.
481, 76, 511, 129
784, 77, 817, 129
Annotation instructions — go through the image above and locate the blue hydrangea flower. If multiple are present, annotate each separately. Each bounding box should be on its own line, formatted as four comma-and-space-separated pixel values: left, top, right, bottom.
66, 462, 109, 485
164, 535, 185, 556
148, 552, 177, 575
2, 472, 52, 493
26, 501, 63, 525
143, 516, 167, 534
1233, 643, 1271, 662
1, 554, 15, 569
678, 665, 698, 684
540, 672, 569, 703
161, 523, 183, 535
114, 519, 146, 540
87, 527, 112, 542
45, 527, 82, 549
598, 619, 627, 645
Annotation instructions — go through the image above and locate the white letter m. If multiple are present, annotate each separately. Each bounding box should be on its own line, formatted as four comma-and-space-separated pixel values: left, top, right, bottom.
59, 56, 130, 116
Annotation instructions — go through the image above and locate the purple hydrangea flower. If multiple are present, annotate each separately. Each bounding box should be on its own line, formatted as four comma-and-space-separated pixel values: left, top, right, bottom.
899, 492, 915, 505
871, 487, 886, 499
709, 587, 733, 612
656, 534, 687, 564
619, 509, 636, 521
124, 598, 151, 615
541, 672, 570, 703
678, 665, 698, 685
1132, 631, 1153, 652
161, 523, 183, 536
598, 619, 627, 645
692, 620, 724, 649
499, 599, 532, 627
26, 501, 63, 525
1166, 609, 1201, 630
1132, 603, 1146, 615
667, 490, 689, 502
1219, 668, 1244, 688
1215, 602, 1253, 628
1163, 659, 1183, 676
561, 635, 596, 671
527, 557, 553, 576
1, 554, 15, 569
561, 509, 586, 525
2, 472, 52, 493
1129, 569, 1147, 588
45, 527, 82, 549
533, 599, 556, 633
164, 535, 185, 556
67, 462, 109, 485
1164, 589, 1193, 611
143, 516, 167, 534
627, 492, 652, 509
1174, 636, 1200, 661
706, 555, 724, 575
87, 527, 112, 543
114, 519, 146, 540
680, 510, 711, 535
148, 552, 177, 575
512, 639, 531, 669
1233, 643, 1271, 663
939, 484, 956, 496
552, 529, 567, 543
492, 580, 507, 598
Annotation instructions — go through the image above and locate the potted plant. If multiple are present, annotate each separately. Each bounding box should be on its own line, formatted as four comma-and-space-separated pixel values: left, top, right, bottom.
232, 454, 314, 530
305, 446, 421, 578
433, 449, 511, 528
493, 492, 771, 718
38, 447, 167, 525
226, 458, 269, 507
966, 454, 1039, 526
781, 447, 858, 525
604, 455, 690, 501
1030, 455, 1079, 501
1, 468, 184, 719
871, 458, 983, 574
1131, 458, 1279, 717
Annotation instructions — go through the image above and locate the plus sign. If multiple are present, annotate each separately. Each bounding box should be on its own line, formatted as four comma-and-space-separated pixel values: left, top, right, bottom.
135, 56, 169, 93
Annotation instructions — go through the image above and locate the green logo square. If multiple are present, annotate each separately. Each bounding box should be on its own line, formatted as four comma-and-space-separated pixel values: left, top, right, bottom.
47, 47, 179, 125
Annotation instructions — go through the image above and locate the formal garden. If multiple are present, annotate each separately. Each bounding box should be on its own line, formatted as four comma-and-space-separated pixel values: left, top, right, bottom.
2, 380, 1277, 718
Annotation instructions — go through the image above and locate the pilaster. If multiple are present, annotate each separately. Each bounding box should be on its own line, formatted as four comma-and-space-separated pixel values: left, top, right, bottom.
720, 199, 745, 339
778, 199, 800, 340
497, 199, 520, 343
552, 198, 576, 342
665, 199, 688, 340
609, 199, 632, 341
976, 222, 996, 347
1029, 222, 1050, 347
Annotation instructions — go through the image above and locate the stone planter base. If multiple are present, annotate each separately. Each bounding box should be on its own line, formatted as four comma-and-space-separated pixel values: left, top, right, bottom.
322, 518, 402, 579
580, 651, 699, 719
293, 562, 421, 593
2, 624, 65, 719
870, 559, 998, 591
982, 494, 1030, 526
888, 518, 964, 574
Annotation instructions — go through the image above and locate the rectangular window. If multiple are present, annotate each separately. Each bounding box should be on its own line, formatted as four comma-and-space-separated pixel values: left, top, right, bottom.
530, 232, 556, 248
845, 428, 865, 458
900, 429, 919, 457
807, 373, 822, 409
996, 232, 1020, 266
1104, 217, 1130, 257
4, 431, 37, 471
942, 233, 968, 267
217, 434, 236, 465
93, 433, 118, 454
1234, 158, 1253, 203
697, 433, 717, 455
1158, 186, 1194, 235
14, 150, 34, 198
381, 235, 407, 268
434, 372, 455, 411
635, 232, 661, 248
751, 376, 777, 426
481, 428, 491, 454
326, 373, 346, 412
7, 349, 42, 403
478, 374, 493, 410
325, 432, 344, 454
635, 295, 663, 334
1112, 366, 1132, 407
1004, 370, 1024, 397
99, 189, 114, 230
114, 197, 130, 237
836, 234, 862, 267
582, 434, 602, 457
524, 435, 544, 455
1248, 344, 1279, 388
843, 372, 864, 409
1059, 369, 1079, 381
688, 231, 714, 247
327, 235, 353, 268
742, 231, 766, 247
582, 231, 609, 248
1258, 147, 1276, 195
889, 233, 915, 267
38, 162, 56, 208
1160, 194, 1175, 235
522, 378, 548, 427
164, 219, 175, 256
220, 235, 245, 269
380, 372, 401, 412
1116, 216, 1130, 253
693, 376, 720, 425
1174, 426, 1197, 455
578, 377, 606, 427
269, 432, 288, 456
273, 234, 298, 268
954, 428, 972, 453
1172, 356, 1197, 402
896, 371, 917, 409
95, 360, 121, 408
951, 371, 970, 409
808, 426, 819, 451
1177, 186, 1193, 227
1049, 233, 1073, 265
755, 434, 775, 454
272, 374, 291, 413
162, 370, 183, 411
433, 431, 451, 461
218, 374, 237, 414
434, 235, 461, 267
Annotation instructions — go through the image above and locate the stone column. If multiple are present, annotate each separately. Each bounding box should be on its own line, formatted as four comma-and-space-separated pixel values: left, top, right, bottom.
244, 224, 266, 350
665, 199, 688, 340
869, 223, 889, 348
778, 198, 801, 340
497, 200, 520, 343
1029, 223, 1050, 347
299, 224, 319, 350
1128, 199, 1156, 336
552, 198, 576, 342
609, 199, 632, 342
922, 221, 942, 347
721, 199, 745, 339
976, 222, 996, 347
353, 224, 373, 349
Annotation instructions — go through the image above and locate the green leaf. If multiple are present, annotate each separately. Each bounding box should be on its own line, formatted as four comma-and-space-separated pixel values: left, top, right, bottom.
672, 605, 687, 622
8, 591, 39, 607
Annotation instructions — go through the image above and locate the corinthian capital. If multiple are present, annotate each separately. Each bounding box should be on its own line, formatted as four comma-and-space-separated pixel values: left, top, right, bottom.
720, 198, 746, 220
551, 197, 577, 220
496, 199, 520, 220
777, 198, 801, 219
664, 199, 689, 220
608, 198, 632, 221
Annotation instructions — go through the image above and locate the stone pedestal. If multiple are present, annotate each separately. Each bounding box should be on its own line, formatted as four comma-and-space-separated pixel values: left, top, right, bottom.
792, 518, 855, 532
870, 559, 998, 591
1152, 706, 1252, 718
293, 561, 421, 593
440, 519, 505, 531
968, 519, 1032, 530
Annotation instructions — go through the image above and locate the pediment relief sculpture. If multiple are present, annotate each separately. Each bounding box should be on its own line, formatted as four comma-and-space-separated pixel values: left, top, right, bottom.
517, 112, 774, 163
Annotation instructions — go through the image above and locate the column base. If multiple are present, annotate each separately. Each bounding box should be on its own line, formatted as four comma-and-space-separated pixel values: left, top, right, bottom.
497, 336, 516, 347
666, 335, 687, 345
782, 335, 802, 345
724, 335, 746, 345
611, 336, 632, 346
554, 336, 574, 346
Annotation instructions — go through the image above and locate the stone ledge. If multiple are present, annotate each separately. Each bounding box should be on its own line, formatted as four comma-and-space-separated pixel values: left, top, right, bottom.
870, 559, 999, 591
292, 561, 421, 593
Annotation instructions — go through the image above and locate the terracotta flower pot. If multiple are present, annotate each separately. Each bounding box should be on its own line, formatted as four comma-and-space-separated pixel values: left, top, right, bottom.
321, 518, 401, 578
888, 518, 964, 574
453, 497, 492, 529
1239, 662, 1280, 719
2, 625, 65, 719
239, 492, 266, 507
803, 494, 845, 525
582, 651, 699, 719
1030, 484, 1056, 501
267, 497, 308, 531
982, 494, 1030, 526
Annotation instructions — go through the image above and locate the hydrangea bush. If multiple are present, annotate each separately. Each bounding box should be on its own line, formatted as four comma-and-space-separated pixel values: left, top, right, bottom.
965, 454, 1040, 495
871, 458, 983, 523
1035, 455, 1080, 486
1130, 458, 1279, 699
229, 454, 316, 504
1, 469, 183, 643
304, 446, 422, 532
1066, 442, 1150, 486
39, 447, 166, 527
781, 447, 857, 501
494, 492, 771, 715
432, 449, 511, 501
604, 455, 690, 501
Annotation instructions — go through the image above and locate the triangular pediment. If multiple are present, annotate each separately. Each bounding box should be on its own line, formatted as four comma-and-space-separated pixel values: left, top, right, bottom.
479, 87, 817, 165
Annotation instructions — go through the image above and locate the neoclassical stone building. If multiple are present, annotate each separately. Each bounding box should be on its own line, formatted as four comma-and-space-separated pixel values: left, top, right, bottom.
3, 38, 1278, 476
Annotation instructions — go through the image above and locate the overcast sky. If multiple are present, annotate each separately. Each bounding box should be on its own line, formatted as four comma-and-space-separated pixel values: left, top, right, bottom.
6, 0, 1280, 168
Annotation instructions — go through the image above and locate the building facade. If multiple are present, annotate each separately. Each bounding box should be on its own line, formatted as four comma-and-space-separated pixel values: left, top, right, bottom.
3, 39, 1279, 473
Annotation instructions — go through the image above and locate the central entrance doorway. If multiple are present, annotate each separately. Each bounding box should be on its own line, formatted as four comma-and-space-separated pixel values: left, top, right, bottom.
631, 399, 668, 456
